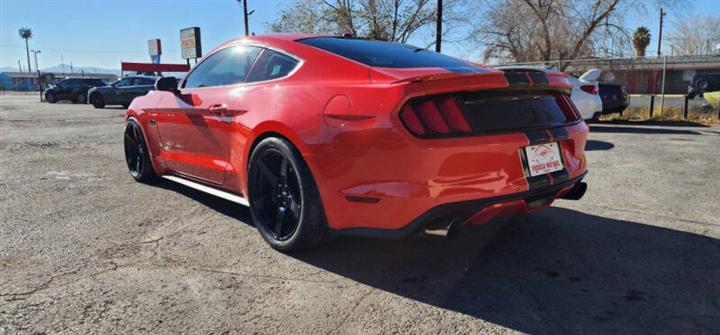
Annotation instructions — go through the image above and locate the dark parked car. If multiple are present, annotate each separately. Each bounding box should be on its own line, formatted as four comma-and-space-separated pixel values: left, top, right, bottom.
44, 78, 107, 104
687, 72, 720, 99
599, 83, 629, 114
88, 76, 159, 108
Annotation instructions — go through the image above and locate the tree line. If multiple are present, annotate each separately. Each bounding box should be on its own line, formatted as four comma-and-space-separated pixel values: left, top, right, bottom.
267, 0, 719, 68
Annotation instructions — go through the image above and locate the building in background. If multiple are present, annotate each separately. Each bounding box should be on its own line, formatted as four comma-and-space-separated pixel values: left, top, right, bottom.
0, 72, 118, 91
498, 55, 720, 95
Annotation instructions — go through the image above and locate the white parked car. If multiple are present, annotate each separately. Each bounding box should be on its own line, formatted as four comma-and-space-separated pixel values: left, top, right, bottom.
497, 66, 603, 120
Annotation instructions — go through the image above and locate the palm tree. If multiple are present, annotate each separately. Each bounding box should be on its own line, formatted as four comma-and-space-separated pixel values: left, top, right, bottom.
632, 26, 651, 58
18, 27, 33, 73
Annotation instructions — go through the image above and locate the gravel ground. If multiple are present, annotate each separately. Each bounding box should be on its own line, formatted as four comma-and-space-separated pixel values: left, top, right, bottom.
1, 93, 719, 334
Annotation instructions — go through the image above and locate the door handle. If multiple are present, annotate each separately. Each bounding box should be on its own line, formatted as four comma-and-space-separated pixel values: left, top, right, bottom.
208, 104, 228, 116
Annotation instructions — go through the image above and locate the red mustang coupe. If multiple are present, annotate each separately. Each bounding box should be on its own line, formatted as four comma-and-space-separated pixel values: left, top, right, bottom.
124, 34, 588, 251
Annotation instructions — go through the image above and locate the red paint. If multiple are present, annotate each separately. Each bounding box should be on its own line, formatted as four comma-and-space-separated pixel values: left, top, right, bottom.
126, 34, 588, 232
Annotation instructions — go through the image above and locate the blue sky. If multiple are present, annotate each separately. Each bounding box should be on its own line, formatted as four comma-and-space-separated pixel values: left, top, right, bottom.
1, 0, 718, 71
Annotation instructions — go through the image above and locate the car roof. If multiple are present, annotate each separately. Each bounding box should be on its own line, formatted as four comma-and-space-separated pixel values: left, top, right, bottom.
123, 75, 160, 79
495, 65, 552, 72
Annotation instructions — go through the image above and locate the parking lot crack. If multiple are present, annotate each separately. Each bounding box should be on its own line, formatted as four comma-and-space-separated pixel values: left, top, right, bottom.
327, 287, 375, 334
185, 266, 337, 285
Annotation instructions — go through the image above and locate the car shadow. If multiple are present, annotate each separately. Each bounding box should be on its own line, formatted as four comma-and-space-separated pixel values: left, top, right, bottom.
590, 119, 710, 128
590, 125, 702, 135
150, 178, 254, 226
585, 140, 614, 151
148, 178, 719, 332
289, 208, 720, 333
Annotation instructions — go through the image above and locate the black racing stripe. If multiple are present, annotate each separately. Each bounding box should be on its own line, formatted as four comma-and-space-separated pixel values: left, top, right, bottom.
518, 148, 531, 176
528, 72, 549, 84
519, 146, 552, 191
524, 130, 551, 145
504, 72, 529, 85
550, 169, 569, 184
549, 127, 570, 141
527, 174, 552, 191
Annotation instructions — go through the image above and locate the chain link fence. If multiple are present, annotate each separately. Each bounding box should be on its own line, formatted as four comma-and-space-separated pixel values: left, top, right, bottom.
500, 55, 720, 124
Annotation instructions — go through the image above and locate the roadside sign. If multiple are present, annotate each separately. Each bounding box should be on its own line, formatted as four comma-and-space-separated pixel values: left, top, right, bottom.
148, 39, 161, 56
180, 27, 202, 60
148, 39, 162, 64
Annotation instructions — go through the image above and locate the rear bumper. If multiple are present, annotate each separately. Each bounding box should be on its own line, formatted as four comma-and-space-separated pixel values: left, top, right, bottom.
335, 172, 586, 238
305, 121, 588, 232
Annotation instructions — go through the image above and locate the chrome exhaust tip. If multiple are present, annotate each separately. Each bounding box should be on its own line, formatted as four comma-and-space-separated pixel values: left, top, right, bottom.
424, 217, 461, 240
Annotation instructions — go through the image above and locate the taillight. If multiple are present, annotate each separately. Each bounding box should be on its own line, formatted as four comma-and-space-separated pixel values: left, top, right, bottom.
580, 85, 597, 95
399, 97, 471, 136
553, 92, 581, 121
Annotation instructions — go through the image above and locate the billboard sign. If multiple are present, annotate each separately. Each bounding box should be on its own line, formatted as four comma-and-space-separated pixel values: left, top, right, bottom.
180, 27, 202, 59
148, 39, 161, 56
148, 39, 162, 64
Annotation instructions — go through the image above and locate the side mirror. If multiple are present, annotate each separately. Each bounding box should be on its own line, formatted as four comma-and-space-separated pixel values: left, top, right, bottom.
155, 77, 179, 94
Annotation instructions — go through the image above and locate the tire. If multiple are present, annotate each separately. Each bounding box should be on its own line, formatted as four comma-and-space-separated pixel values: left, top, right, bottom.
90, 94, 105, 108
123, 118, 156, 183
248, 137, 328, 252
75, 93, 87, 104
46, 92, 56, 103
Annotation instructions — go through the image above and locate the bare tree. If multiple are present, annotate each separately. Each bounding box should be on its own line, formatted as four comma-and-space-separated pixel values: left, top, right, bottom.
267, 0, 442, 43
471, 0, 630, 68
667, 15, 720, 55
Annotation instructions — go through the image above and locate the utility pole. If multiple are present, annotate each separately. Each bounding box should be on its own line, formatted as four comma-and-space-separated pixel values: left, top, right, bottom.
657, 8, 665, 56
435, 0, 443, 53
31, 49, 41, 101
237, 0, 252, 36
18, 59, 22, 72
31, 50, 41, 73
243, 0, 249, 36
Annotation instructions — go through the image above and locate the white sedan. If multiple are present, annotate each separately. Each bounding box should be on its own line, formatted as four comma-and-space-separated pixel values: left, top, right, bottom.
497, 66, 603, 120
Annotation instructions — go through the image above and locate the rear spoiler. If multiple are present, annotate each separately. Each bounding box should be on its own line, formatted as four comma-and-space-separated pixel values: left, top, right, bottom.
382, 70, 572, 95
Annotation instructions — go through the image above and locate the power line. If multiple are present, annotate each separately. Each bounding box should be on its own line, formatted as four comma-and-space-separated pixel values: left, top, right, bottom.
1, 44, 181, 55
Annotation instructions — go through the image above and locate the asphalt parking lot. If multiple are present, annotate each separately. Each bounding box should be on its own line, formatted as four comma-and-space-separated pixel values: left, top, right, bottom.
1, 93, 719, 334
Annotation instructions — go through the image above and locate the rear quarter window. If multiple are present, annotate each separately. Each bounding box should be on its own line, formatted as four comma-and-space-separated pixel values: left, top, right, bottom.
245, 49, 299, 83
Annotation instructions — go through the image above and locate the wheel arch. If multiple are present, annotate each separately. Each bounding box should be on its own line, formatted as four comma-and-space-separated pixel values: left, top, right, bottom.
242, 121, 317, 195
89, 91, 102, 100
125, 115, 165, 174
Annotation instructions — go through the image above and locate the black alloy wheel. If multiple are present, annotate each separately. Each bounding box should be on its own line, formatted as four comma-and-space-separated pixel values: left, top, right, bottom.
46, 92, 56, 103
75, 93, 86, 104
90, 94, 105, 108
123, 119, 155, 182
248, 137, 328, 251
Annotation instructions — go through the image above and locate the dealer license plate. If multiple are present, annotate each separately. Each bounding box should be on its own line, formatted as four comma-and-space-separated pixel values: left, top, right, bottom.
524, 142, 564, 177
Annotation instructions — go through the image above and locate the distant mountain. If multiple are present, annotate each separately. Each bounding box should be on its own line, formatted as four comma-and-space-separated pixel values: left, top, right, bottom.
41, 64, 120, 75
0, 64, 120, 75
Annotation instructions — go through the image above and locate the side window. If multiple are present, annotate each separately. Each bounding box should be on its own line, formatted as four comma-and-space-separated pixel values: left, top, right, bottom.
183, 45, 262, 88
114, 78, 132, 87
246, 49, 299, 83
130, 78, 146, 86
142, 78, 156, 85
60, 79, 73, 87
